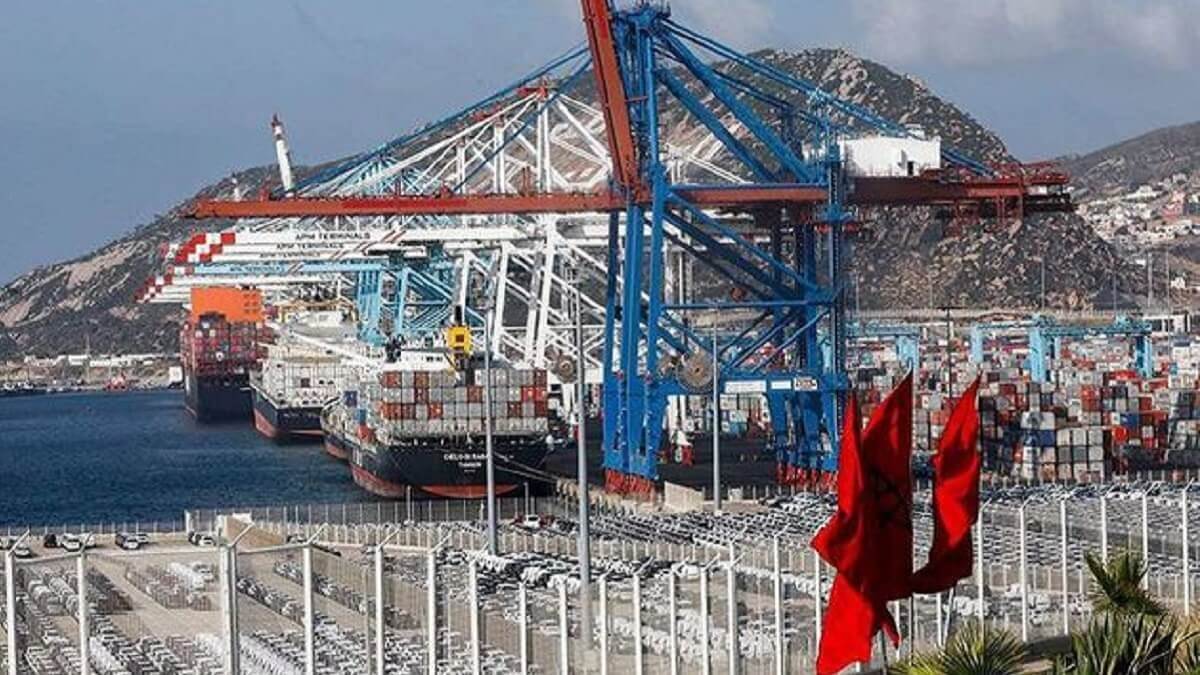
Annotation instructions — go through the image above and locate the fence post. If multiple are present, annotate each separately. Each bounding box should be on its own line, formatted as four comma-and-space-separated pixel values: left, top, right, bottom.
469, 559, 481, 674
813, 550, 822, 646
728, 543, 739, 675
668, 571, 679, 675
519, 582, 529, 675
633, 572, 644, 675
599, 575, 609, 675
1185, 489, 1192, 616
559, 582, 570, 675
1100, 494, 1109, 561
1060, 499, 1070, 634
303, 544, 316, 675
773, 538, 784, 675
219, 545, 239, 674
701, 566, 712, 675
935, 592, 945, 647
3, 551, 13, 675
374, 544, 386, 674
1142, 492, 1150, 590
975, 519, 985, 624
427, 549, 438, 675
1019, 503, 1029, 642
78, 551, 89, 675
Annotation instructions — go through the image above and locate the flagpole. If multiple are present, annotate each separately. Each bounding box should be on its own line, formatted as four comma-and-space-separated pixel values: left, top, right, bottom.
908, 366, 916, 659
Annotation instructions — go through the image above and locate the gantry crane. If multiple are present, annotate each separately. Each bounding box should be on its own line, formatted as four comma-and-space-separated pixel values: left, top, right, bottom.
1027, 315, 1152, 383
183, 0, 1073, 493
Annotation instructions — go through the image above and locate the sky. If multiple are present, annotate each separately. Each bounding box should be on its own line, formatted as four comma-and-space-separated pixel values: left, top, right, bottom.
1, 0, 1198, 283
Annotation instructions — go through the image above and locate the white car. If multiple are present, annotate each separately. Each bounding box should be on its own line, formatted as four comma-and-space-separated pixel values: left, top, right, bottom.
60, 533, 96, 552
515, 514, 545, 531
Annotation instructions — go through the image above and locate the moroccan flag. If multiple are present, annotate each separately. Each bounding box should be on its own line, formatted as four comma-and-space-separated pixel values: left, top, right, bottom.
860, 373, 914, 603
812, 392, 899, 675
912, 376, 982, 593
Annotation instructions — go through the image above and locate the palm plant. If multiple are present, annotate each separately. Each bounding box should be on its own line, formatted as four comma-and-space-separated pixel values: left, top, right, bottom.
891, 621, 1025, 675
1085, 550, 1166, 616
1055, 613, 1176, 674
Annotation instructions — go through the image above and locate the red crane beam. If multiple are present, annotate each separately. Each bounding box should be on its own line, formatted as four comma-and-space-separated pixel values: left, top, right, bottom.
579, 0, 641, 191
188, 176, 1073, 219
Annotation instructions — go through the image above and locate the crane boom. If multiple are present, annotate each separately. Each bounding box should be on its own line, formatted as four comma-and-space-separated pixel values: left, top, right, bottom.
580, 0, 640, 190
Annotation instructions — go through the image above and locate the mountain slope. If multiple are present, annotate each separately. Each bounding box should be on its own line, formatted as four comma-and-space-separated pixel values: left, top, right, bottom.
1062, 120, 1200, 197
0, 48, 1139, 358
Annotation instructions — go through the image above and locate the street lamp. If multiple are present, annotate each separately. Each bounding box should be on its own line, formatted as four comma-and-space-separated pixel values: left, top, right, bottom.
712, 316, 721, 512
570, 265, 593, 659
483, 303, 497, 555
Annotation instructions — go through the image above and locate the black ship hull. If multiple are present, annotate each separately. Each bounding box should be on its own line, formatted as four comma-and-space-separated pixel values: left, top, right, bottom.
252, 388, 322, 443
184, 372, 251, 423
349, 435, 552, 499
320, 410, 352, 461
0, 387, 48, 398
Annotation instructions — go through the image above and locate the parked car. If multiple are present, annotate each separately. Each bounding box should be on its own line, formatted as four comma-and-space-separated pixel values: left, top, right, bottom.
188, 532, 217, 547
114, 532, 142, 551
60, 533, 96, 553
513, 514, 552, 531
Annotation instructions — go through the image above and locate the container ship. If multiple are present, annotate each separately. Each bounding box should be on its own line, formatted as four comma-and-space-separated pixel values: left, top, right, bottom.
327, 345, 561, 499
252, 341, 356, 442
253, 309, 374, 444
180, 288, 266, 423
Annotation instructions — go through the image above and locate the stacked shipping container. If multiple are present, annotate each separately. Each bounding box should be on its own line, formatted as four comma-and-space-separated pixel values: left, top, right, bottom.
353, 366, 553, 442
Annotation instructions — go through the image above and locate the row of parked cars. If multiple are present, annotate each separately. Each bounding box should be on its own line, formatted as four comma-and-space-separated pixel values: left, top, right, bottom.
0, 532, 154, 559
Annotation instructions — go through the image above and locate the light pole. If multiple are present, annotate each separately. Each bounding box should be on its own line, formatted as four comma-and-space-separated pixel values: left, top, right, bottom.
573, 269, 593, 659
483, 305, 497, 555
712, 318, 721, 512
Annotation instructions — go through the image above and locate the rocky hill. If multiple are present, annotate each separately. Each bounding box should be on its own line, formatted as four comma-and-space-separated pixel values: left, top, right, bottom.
0, 48, 1146, 358
1062, 120, 1200, 198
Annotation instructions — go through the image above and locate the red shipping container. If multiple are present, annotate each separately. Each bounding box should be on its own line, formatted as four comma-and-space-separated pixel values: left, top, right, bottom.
533, 387, 547, 402
507, 402, 523, 418
414, 372, 430, 388
467, 386, 483, 403
400, 404, 416, 420
428, 403, 444, 420
534, 401, 548, 417
521, 386, 537, 402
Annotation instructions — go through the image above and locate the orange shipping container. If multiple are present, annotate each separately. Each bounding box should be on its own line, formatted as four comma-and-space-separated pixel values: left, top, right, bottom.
190, 287, 264, 323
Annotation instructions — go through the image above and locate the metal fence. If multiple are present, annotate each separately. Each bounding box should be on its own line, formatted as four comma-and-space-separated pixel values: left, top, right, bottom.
5, 482, 1200, 673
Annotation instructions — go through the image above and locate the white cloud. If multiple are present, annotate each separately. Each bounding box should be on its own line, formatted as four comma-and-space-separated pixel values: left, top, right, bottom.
850, 0, 1200, 68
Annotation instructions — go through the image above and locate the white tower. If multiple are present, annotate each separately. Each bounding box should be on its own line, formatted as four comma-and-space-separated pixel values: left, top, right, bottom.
271, 114, 296, 195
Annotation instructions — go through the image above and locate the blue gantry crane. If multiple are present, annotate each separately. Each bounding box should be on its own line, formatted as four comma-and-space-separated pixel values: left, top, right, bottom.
1027, 315, 1153, 383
